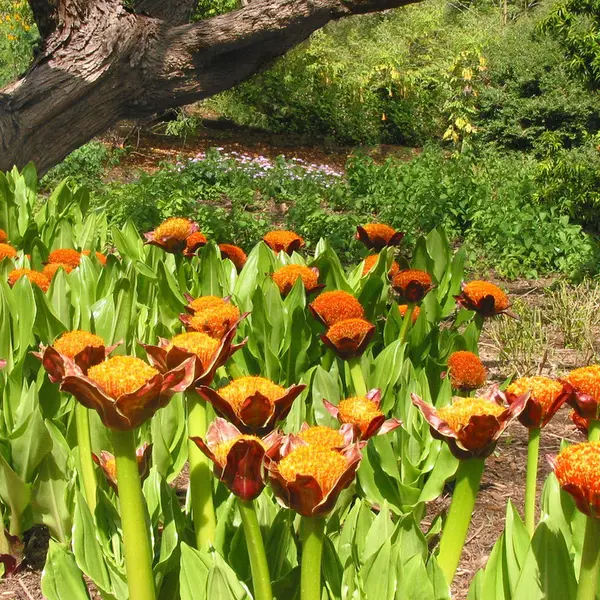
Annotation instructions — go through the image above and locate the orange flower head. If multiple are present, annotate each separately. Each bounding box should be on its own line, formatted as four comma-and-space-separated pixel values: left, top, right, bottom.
322, 318, 375, 359
0, 243, 17, 261
337, 396, 383, 436
213, 434, 265, 465
188, 295, 226, 313
447, 351, 487, 391
437, 397, 505, 433
82, 250, 108, 265
187, 303, 241, 339
356, 224, 404, 250
0, 229, 7, 243
220, 377, 286, 416
298, 426, 345, 449
362, 254, 400, 278
507, 376, 563, 415
456, 281, 511, 317
43, 263, 73, 279
278, 446, 348, 496
47, 248, 82, 268
8, 268, 51, 292
272, 265, 320, 295
219, 244, 248, 270
309, 291, 364, 327
87, 356, 159, 399
169, 332, 219, 366
185, 232, 208, 255
154, 218, 195, 242
263, 230, 305, 254
398, 304, 420, 323
567, 365, 600, 419
552, 442, 600, 517
392, 269, 433, 302
53, 330, 105, 359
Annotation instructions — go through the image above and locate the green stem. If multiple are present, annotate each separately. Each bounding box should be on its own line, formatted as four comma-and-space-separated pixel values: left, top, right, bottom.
76, 403, 97, 513
187, 390, 217, 549
111, 429, 156, 600
588, 420, 600, 442
473, 313, 485, 344
301, 517, 326, 600
577, 516, 600, 600
239, 500, 273, 600
399, 303, 415, 344
348, 358, 367, 396
525, 427, 541, 537
437, 458, 486, 586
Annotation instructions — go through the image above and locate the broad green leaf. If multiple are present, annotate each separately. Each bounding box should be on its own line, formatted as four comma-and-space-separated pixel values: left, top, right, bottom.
41, 541, 91, 600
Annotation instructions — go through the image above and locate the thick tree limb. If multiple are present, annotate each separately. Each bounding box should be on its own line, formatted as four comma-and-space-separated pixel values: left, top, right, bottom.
135, 0, 199, 25
1, 0, 420, 174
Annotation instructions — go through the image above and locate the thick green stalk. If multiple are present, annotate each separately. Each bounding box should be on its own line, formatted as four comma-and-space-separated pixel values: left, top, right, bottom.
525, 427, 541, 537
437, 458, 486, 585
239, 500, 273, 600
398, 303, 415, 344
301, 517, 326, 600
348, 358, 367, 396
76, 403, 97, 513
577, 516, 600, 600
187, 390, 217, 549
112, 429, 156, 600
588, 420, 600, 442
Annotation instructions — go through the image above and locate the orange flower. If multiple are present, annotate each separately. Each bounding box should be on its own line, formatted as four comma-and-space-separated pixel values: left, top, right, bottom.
82, 250, 108, 265
550, 442, 600, 517
47, 248, 82, 269
297, 423, 354, 449
362, 254, 400, 278
191, 418, 282, 500
219, 244, 248, 270
309, 290, 364, 327
392, 269, 434, 303
398, 304, 420, 323
505, 376, 571, 429
0, 243, 17, 261
184, 231, 208, 256
455, 281, 512, 317
356, 224, 404, 250
447, 351, 487, 391
197, 376, 306, 434
263, 230, 305, 254
186, 295, 227, 314
265, 438, 362, 516
567, 365, 600, 419
411, 388, 528, 459
271, 265, 322, 296
0, 229, 8, 243
182, 303, 242, 340
93, 443, 152, 493
8, 268, 50, 292
321, 318, 375, 359
324, 389, 401, 440
144, 217, 199, 253
43, 263, 72, 279
61, 355, 196, 430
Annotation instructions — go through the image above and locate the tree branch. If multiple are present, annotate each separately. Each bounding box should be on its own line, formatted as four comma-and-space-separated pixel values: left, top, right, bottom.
135, 0, 198, 25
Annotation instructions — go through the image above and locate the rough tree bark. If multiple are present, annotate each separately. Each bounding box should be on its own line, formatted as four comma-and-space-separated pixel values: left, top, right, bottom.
0, 0, 420, 174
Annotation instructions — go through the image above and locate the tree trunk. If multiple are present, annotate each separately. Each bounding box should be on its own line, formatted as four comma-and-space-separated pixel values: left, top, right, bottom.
0, 0, 420, 174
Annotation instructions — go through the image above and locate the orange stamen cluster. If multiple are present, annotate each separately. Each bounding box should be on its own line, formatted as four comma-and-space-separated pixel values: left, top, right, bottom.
8, 268, 51, 292
213, 435, 264, 465
298, 426, 345, 449
87, 356, 158, 398
43, 263, 72, 279
447, 351, 487, 390
437, 397, 504, 432
47, 249, 82, 268
463, 281, 510, 311
170, 332, 219, 365
362, 254, 400, 277
279, 446, 347, 493
219, 244, 248, 270
310, 291, 364, 326
361, 224, 397, 245
392, 269, 432, 290
326, 318, 373, 345
398, 304, 420, 322
506, 376, 563, 413
337, 396, 382, 435
567, 365, 600, 403
0, 229, 7, 243
263, 230, 304, 253
188, 295, 226, 313
0, 243, 17, 260
154, 218, 195, 241
53, 330, 104, 358
188, 303, 241, 339
185, 232, 208, 253
272, 265, 319, 294
554, 442, 600, 494
219, 377, 285, 415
